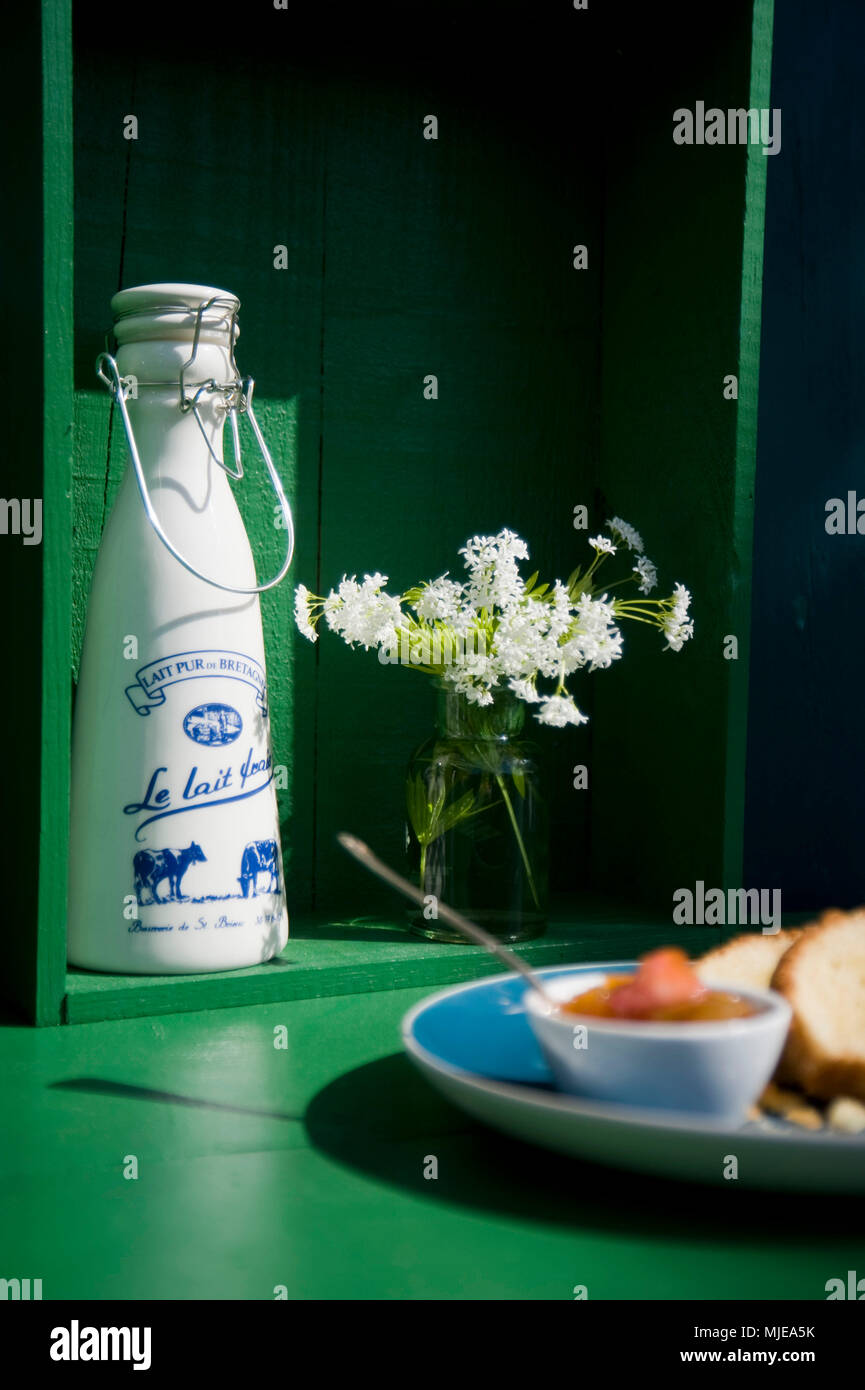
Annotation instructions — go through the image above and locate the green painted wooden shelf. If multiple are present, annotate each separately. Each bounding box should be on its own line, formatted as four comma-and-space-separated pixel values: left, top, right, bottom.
64, 897, 722, 1024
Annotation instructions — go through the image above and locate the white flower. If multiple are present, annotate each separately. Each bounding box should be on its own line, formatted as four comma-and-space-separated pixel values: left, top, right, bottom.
465, 685, 495, 706
548, 580, 574, 640
589, 535, 616, 555
606, 516, 644, 554
413, 575, 465, 624
323, 573, 404, 650
493, 580, 576, 684
495, 607, 556, 681
633, 555, 658, 594
536, 694, 589, 728
443, 644, 500, 703
560, 592, 623, 673
459, 528, 529, 570
298, 523, 690, 739
323, 591, 343, 630
460, 528, 529, 614
662, 582, 694, 651
293, 584, 318, 642
671, 581, 690, 611
508, 677, 541, 703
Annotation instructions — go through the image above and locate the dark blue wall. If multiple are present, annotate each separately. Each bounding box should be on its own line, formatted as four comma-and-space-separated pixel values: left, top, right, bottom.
746, 0, 865, 910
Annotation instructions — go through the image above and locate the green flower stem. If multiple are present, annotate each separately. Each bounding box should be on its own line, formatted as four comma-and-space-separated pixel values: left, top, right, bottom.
495, 773, 541, 911
415, 797, 499, 891
611, 611, 663, 627
582, 550, 610, 583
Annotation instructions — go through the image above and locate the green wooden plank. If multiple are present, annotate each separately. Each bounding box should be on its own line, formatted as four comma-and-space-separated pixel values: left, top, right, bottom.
71, 18, 133, 388
70, 391, 109, 678
37, 0, 75, 1024
592, 1, 770, 912
722, 0, 774, 898
0, 0, 76, 1024
63, 904, 722, 1023
0, 3, 46, 1021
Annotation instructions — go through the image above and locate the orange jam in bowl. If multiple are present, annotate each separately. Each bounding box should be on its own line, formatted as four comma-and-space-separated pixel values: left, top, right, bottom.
556, 948, 757, 1023
558, 975, 755, 1023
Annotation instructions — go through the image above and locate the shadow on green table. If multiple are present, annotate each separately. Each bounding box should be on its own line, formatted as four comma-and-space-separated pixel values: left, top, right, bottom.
304, 1053, 864, 1242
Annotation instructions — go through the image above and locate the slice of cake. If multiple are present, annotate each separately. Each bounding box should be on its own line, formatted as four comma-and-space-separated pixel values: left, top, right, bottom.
770, 909, 865, 1101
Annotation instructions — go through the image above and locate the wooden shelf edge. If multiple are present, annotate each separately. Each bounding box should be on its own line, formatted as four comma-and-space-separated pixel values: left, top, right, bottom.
63, 915, 723, 1024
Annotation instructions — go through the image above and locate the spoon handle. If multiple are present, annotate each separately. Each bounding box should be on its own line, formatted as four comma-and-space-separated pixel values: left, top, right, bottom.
337, 832, 552, 1002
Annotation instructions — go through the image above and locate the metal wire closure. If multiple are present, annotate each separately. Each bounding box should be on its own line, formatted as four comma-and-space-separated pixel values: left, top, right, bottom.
105, 295, 248, 478
95, 336, 295, 595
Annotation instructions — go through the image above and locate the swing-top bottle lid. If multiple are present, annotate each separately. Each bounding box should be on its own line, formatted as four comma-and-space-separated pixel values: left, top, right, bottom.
96, 281, 295, 592
110, 282, 240, 347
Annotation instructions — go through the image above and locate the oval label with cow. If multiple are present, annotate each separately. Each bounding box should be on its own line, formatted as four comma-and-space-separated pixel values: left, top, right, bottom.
183, 702, 243, 747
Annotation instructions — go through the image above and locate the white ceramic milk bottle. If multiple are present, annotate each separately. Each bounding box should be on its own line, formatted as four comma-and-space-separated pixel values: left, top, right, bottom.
67, 283, 293, 973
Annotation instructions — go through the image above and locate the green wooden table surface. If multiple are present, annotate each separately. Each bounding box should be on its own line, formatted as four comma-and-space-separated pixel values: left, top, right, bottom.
1, 984, 861, 1301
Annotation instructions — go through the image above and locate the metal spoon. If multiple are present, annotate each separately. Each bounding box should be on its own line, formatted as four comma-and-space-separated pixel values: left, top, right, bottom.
337, 832, 560, 1008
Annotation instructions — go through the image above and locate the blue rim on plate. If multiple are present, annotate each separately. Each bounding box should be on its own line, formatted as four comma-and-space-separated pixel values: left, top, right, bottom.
401, 963, 865, 1193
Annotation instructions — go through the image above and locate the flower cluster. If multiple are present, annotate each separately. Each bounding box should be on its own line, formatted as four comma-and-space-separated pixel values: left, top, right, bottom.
293, 519, 693, 727
661, 582, 695, 651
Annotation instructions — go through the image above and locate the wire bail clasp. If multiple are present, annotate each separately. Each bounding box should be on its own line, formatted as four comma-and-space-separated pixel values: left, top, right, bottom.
178, 295, 246, 480
95, 298, 294, 594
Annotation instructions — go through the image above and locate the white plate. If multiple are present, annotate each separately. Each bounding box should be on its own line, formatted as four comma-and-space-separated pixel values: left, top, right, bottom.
402, 963, 865, 1192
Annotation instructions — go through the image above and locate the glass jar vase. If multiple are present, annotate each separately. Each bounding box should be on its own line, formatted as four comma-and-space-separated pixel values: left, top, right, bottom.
405, 684, 548, 943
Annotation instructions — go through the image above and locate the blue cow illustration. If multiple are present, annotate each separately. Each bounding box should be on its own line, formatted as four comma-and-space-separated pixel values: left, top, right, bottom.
238, 840, 280, 897
133, 842, 207, 905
